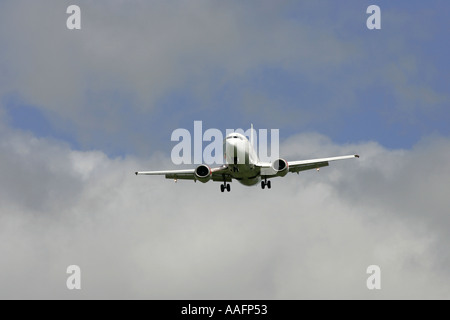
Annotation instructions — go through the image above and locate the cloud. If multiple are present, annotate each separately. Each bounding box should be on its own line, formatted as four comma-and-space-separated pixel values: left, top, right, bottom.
0, 0, 372, 153
1, 122, 449, 299
0, 1, 356, 106
0, 0, 449, 299
1, 1, 448, 157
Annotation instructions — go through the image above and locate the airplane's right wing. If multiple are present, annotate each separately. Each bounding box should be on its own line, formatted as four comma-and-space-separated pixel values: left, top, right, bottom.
136, 169, 195, 180
135, 165, 232, 182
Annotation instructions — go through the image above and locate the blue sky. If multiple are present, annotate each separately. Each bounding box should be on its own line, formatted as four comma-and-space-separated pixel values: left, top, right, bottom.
1, 0, 449, 157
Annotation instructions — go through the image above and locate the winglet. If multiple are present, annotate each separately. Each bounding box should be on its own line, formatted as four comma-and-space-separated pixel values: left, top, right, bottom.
355, 155, 360, 158
135, 172, 138, 175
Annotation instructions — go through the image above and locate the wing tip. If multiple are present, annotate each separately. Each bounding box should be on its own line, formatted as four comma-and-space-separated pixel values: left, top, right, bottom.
355, 154, 360, 158
135, 171, 138, 175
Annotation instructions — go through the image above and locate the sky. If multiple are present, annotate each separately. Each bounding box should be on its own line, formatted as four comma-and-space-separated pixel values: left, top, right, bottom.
0, 0, 449, 299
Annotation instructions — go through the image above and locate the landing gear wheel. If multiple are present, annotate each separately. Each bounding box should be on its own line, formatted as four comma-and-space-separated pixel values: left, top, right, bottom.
261, 179, 271, 190
221, 182, 231, 193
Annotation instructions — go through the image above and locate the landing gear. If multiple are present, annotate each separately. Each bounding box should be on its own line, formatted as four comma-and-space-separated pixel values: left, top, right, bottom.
261, 179, 271, 190
221, 181, 231, 192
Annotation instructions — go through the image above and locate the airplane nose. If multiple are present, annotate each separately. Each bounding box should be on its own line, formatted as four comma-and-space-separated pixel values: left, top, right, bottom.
226, 140, 237, 160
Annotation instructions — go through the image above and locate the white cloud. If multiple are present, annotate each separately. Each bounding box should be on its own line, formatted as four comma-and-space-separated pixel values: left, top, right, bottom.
0, 123, 449, 299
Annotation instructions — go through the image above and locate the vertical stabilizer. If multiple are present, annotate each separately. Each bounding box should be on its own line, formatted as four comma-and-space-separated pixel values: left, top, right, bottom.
250, 123, 254, 147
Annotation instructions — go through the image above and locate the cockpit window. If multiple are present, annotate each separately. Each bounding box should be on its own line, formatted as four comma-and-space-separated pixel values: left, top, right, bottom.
226, 135, 245, 140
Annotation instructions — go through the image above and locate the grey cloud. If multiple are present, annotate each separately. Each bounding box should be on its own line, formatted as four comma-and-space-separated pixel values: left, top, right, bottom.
0, 1, 358, 134
2, 0, 447, 156
1, 0, 449, 299
0, 124, 449, 299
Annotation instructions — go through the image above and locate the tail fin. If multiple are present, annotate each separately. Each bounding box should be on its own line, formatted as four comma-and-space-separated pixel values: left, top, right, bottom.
250, 123, 254, 147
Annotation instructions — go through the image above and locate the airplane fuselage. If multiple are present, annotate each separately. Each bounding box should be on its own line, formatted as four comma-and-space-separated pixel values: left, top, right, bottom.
224, 132, 261, 186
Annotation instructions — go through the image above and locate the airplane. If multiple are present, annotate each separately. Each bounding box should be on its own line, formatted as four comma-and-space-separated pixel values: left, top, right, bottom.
135, 125, 359, 192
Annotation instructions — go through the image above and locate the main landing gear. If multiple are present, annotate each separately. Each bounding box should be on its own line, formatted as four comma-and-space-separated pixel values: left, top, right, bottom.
221, 182, 231, 192
261, 179, 271, 190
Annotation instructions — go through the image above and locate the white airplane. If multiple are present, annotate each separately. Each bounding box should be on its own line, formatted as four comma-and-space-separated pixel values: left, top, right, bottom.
135, 125, 359, 192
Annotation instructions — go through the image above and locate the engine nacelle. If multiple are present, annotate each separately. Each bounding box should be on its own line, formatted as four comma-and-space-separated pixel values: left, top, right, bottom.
195, 164, 212, 183
272, 158, 289, 177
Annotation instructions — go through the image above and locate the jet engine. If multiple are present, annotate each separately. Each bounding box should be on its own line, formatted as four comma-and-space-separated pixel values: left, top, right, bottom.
195, 164, 212, 183
272, 159, 289, 176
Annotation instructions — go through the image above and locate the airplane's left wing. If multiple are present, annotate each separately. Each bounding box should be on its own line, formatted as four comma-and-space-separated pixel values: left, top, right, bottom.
288, 154, 359, 173
135, 165, 231, 182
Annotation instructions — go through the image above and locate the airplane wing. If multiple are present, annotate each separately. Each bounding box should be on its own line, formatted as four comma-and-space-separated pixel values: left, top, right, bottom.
288, 154, 359, 173
259, 154, 359, 178
135, 169, 195, 180
135, 165, 232, 182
